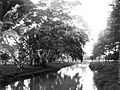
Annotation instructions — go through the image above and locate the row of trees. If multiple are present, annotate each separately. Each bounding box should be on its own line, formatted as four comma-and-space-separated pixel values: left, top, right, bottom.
0, 0, 89, 68
91, 0, 120, 62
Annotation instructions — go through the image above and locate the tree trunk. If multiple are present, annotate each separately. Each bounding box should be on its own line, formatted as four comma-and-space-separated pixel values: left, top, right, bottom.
119, 46, 120, 84
11, 54, 24, 70
0, 2, 3, 21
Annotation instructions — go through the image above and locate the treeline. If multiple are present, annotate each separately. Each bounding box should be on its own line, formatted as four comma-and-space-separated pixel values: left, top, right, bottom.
91, 0, 120, 62
0, 0, 89, 69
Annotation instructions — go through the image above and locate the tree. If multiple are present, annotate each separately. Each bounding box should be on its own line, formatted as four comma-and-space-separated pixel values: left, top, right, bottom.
92, 26, 119, 62
17, 0, 88, 66
0, 52, 11, 65
108, 0, 120, 83
0, 0, 34, 69
104, 0, 120, 83
91, 30, 107, 60
107, 0, 120, 60
91, 0, 120, 83
21, 19, 87, 66
0, 0, 89, 68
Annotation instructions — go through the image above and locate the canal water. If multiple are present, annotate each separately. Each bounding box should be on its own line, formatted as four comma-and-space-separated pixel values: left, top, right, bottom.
1, 63, 97, 90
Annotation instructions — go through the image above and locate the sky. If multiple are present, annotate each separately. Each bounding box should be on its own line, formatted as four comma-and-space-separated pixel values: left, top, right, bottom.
31, 0, 112, 56
78, 0, 112, 56
75, 0, 112, 56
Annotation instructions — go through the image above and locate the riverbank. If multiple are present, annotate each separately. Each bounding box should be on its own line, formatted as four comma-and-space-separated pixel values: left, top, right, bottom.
89, 61, 120, 90
0, 62, 75, 85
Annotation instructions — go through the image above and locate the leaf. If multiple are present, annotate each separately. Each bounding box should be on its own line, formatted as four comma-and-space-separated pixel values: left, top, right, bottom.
0, 38, 3, 43
0, 21, 4, 30
42, 36, 51, 41
3, 29, 19, 40
18, 25, 30, 35
0, 44, 15, 54
0, 33, 3, 43
4, 21, 14, 26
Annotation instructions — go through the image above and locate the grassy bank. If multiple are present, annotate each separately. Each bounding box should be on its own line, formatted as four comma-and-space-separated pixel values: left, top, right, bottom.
89, 61, 120, 90
0, 62, 75, 84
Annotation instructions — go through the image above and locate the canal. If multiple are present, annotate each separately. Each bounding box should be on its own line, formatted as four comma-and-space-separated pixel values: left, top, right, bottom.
1, 63, 97, 90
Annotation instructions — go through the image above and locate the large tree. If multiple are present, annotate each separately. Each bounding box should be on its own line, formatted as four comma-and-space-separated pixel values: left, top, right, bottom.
0, 0, 34, 69
0, 0, 89, 68
18, 0, 88, 66
92, 0, 120, 62
107, 0, 120, 59
109, 0, 120, 83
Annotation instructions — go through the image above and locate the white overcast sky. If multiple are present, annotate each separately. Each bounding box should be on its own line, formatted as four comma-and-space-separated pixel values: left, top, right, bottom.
31, 0, 112, 56
77, 0, 112, 56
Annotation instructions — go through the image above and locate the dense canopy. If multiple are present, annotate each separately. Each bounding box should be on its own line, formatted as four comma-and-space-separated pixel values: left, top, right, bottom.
91, 0, 120, 61
0, 0, 89, 68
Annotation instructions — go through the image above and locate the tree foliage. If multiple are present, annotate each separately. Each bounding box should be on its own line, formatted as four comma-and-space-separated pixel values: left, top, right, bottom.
0, 0, 89, 68
0, 0, 34, 68
91, 0, 120, 61
18, 0, 88, 66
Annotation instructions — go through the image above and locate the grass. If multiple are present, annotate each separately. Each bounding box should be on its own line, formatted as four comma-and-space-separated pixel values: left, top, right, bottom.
0, 62, 75, 83
89, 61, 120, 90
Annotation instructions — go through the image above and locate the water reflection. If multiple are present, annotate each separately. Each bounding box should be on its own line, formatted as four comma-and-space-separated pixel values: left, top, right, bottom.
1, 64, 97, 90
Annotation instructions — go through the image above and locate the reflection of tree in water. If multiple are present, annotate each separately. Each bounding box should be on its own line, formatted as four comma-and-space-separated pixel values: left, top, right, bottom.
1, 65, 85, 90
1, 80, 28, 90
29, 72, 83, 90
14, 81, 25, 90
0, 84, 5, 90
